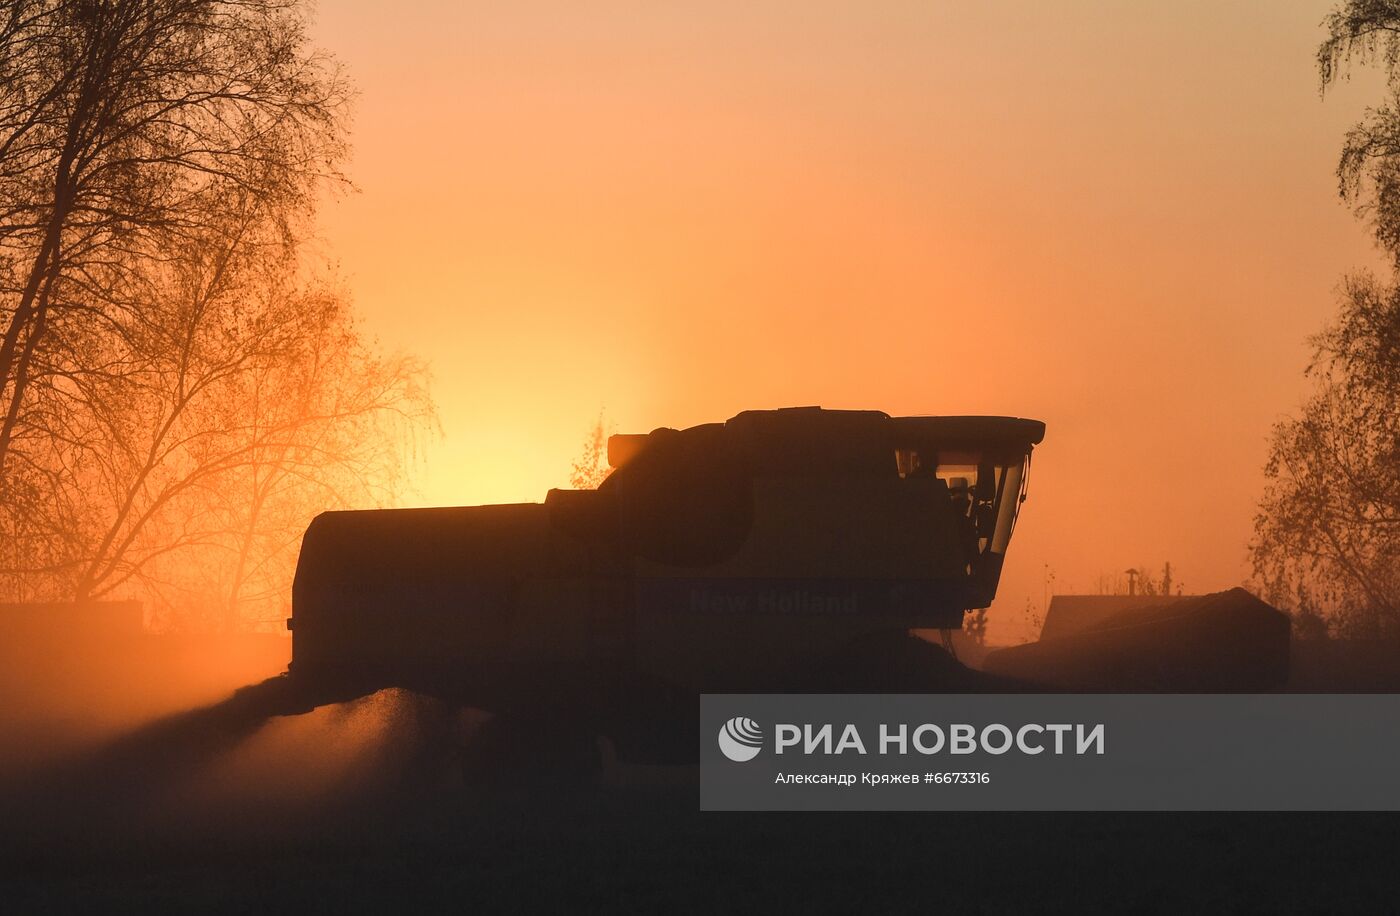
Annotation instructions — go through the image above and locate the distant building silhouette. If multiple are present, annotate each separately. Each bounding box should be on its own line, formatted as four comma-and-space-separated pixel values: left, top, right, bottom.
1040, 594, 1189, 640
987, 589, 1291, 691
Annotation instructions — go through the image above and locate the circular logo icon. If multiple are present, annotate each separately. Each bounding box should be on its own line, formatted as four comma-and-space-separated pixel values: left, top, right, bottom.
718, 716, 764, 762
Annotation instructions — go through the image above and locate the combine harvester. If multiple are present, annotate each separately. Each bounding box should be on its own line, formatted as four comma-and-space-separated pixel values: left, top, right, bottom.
221, 406, 1288, 767
221, 408, 1038, 761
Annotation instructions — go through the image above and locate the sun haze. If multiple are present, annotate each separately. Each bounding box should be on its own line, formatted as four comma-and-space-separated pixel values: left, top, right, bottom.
312, 1, 1380, 641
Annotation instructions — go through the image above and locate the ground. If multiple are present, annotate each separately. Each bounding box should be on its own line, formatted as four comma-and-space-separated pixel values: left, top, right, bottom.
4, 635, 1400, 913
3, 686, 1399, 913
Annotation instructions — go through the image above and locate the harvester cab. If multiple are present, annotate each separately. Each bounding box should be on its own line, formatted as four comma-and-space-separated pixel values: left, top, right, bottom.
596, 408, 1044, 691
287, 408, 1044, 730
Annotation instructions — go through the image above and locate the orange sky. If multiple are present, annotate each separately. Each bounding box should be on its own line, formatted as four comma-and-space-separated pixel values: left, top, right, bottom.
312, 1, 1382, 641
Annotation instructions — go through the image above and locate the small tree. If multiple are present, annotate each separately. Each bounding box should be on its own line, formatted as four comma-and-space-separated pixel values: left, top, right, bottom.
568, 411, 613, 490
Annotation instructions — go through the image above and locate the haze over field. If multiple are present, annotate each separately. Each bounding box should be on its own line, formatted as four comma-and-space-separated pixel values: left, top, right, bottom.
311, 1, 1380, 639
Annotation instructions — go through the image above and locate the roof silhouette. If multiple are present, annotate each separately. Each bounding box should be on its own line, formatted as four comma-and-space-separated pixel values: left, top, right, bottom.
1040, 594, 1188, 640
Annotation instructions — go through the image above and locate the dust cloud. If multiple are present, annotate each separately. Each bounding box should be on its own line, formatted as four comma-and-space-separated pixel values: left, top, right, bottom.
0, 628, 490, 857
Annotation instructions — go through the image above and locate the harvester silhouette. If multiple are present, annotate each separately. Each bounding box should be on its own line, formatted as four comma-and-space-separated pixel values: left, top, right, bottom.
228, 407, 1045, 765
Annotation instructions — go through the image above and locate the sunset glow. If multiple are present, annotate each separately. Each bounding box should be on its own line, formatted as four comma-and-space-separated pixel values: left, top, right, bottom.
313, 1, 1380, 639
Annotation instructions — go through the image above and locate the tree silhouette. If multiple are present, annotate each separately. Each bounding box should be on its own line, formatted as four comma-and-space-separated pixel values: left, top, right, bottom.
0, 1, 435, 630
0, 0, 350, 480
1252, 276, 1399, 635
568, 411, 613, 490
1250, 2, 1400, 636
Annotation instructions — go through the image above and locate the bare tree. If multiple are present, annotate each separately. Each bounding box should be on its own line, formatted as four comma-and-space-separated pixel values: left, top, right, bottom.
4, 189, 431, 628
1252, 276, 1400, 635
0, 207, 433, 628
1249, 2, 1400, 635
0, 1, 437, 632
62, 197, 294, 604
0, 0, 349, 481
568, 411, 613, 490
199, 285, 433, 632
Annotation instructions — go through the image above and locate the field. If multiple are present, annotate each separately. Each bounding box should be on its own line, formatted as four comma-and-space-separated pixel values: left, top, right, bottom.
3, 635, 1399, 912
